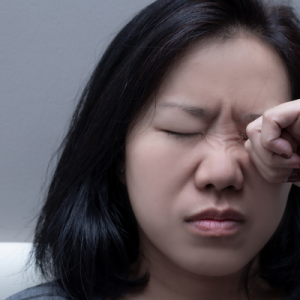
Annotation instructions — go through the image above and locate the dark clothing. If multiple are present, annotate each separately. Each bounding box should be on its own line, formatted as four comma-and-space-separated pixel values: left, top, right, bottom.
6, 281, 289, 300
5, 282, 70, 300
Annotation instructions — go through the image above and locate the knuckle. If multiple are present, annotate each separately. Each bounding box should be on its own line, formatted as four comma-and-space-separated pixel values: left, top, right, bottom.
262, 110, 274, 121
244, 139, 251, 151
246, 124, 252, 135
262, 111, 281, 129
246, 122, 256, 137
262, 138, 273, 149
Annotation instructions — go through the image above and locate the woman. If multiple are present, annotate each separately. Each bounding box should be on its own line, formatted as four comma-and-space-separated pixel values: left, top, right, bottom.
7, 0, 300, 299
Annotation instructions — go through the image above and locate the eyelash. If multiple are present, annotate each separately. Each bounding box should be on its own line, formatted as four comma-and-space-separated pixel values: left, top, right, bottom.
165, 131, 248, 141
164, 131, 202, 140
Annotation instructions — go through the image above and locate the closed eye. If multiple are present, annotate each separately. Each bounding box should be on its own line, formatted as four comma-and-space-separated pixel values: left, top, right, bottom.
164, 131, 203, 140
165, 131, 248, 141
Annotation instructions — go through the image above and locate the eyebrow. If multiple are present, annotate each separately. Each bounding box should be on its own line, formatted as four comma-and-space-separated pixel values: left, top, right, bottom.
158, 102, 262, 123
237, 113, 262, 123
159, 102, 212, 118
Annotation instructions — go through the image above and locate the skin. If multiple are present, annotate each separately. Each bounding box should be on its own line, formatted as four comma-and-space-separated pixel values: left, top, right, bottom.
246, 101, 300, 183
123, 32, 296, 300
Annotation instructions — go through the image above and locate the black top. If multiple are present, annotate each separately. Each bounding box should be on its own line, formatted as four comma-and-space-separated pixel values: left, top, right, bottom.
6, 282, 290, 300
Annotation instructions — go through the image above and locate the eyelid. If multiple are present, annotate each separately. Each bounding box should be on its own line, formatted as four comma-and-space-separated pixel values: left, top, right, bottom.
164, 130, 203, 139
164, 130, 248, 141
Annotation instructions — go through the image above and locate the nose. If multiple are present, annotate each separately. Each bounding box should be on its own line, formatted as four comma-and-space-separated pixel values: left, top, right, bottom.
194, 147, 244, 192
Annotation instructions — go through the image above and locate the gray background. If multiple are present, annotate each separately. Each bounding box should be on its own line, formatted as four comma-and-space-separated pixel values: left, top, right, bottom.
1, 0, 300, 243
0, 0, 155, 242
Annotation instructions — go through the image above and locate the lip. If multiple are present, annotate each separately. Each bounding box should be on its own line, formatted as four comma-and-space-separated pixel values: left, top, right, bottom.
185, 208, 246, 237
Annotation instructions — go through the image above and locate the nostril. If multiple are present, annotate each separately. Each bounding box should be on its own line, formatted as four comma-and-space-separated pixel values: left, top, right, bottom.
227, 185, 235, 190
205, 184, 236, 190
206, 184, 214, 189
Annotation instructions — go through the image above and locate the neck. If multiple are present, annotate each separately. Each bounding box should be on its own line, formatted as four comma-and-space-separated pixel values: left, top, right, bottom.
125, 255, 261, 300
122, 251, 283, 300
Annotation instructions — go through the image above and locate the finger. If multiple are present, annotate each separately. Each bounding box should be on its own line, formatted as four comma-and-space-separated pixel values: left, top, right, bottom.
246, 128, 300, 168
286, 169, 300, 180
288, 168, 300, 175
286, 169, 300, 182
262, 128, 294, 158
260, 100, 300, 157
245, 139, 292, 182
286, 114, 300, 142
280, 130, 298, 153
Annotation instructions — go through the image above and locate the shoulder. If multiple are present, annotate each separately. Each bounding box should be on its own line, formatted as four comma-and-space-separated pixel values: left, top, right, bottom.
5, 281, 70, 300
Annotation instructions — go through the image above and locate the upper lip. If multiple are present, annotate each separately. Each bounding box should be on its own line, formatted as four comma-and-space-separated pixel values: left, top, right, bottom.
185, 208, 246, 222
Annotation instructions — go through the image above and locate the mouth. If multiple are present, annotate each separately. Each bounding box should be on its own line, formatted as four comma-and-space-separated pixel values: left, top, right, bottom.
185, 208, 246, 237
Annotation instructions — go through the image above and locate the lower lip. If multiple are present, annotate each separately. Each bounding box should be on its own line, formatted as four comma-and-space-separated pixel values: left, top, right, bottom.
187, 219, 243, 237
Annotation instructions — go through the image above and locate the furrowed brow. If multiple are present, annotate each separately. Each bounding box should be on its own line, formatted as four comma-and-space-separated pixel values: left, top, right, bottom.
159, 102, 212, 119
238, 113, 262, 123
159, 102, 262, 123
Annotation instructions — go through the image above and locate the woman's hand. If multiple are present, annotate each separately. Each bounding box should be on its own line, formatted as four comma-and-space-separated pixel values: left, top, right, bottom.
245, 100, 300, 185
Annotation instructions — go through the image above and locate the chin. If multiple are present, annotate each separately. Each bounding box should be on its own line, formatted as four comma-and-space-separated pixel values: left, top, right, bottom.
177, 254, 252, 277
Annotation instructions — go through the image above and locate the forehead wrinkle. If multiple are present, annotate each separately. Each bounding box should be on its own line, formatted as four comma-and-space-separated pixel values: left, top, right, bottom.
159, 102, 262, 123
158, 102, 262, 125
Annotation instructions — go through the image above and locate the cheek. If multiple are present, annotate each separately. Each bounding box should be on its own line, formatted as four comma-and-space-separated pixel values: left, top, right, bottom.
243, 180, 290, 252
125, 134, 188, 214
125, 134, 189, 246
248, 173, 290, 226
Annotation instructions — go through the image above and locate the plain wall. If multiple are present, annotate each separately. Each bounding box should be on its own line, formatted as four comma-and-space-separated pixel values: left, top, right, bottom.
0, 0, 155, 242
1, 0, 300, 242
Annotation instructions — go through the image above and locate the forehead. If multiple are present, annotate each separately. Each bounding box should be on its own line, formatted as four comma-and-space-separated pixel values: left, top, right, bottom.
153, 33, 291, 118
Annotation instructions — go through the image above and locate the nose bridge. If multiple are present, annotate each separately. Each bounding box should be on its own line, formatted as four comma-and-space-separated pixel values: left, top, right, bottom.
195, 140, 244, 191
208, 142, 238, 175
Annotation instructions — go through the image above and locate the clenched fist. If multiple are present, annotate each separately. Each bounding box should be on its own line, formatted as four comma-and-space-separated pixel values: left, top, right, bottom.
245, 100, 300, 185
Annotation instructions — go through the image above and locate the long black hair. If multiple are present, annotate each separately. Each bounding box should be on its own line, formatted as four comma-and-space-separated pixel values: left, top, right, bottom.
33, 0, 300, 299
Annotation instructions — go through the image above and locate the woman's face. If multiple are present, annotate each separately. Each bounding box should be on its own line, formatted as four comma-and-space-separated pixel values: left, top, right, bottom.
125, 34, 292, 277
